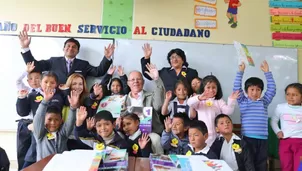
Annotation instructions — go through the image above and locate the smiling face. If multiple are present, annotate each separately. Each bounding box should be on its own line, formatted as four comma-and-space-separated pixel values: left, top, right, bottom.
286, 87, 302, 106
41, 76, 57, 92
122, 117, 140, 136
95, 119, 114, 138
174, 83, 188, 100
27, 72, 41, 89
71, 77, 84, 94
169, 53, 184, 69
127, 71, 144, 93
111, 80, 122, 94
203, 82, 217, 98
63, 42, 79, 59
45, 113, 62, 132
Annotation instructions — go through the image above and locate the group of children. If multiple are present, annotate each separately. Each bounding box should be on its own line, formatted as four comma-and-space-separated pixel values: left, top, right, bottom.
15, 54, 302, 171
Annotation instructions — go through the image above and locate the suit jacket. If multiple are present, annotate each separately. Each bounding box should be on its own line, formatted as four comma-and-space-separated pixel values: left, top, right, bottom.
21, 50, 112, 84
123, 78, 165, 135
210, 135, 255, 171
141, 57, 198, 94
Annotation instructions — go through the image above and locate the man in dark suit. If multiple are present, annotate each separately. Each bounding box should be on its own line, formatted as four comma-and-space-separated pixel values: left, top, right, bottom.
18, 31, 114, 84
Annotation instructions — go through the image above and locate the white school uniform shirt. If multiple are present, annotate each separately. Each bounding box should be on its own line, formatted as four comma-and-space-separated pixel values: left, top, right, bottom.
271, 103, 302, 138
220, 134, 240, 171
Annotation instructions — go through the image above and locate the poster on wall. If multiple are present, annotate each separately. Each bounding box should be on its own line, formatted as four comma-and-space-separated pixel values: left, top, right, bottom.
0, 0, 272, 46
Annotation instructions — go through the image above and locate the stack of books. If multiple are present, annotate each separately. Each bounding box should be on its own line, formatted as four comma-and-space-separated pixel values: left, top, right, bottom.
98, 149, 128, 170
149, 153, 180, 171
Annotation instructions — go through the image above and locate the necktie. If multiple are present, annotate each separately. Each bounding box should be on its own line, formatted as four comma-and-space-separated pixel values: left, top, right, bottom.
67, 60, 72, 73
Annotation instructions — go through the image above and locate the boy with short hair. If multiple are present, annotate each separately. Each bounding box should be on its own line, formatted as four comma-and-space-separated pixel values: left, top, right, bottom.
183, 120, 217, 159
75, 109, 127, 150
33, 89, 79, 161
15, 61, 41, 170
211, 114, 254, 171
161, 113, 190, 154
233, 61, 276, 170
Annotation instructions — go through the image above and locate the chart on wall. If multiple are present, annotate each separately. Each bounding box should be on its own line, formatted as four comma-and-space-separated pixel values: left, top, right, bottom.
269, 0, 302, 48
0, 0, 272, 46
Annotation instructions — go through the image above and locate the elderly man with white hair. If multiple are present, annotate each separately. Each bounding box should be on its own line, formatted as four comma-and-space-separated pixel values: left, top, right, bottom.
123, 63, 165, 154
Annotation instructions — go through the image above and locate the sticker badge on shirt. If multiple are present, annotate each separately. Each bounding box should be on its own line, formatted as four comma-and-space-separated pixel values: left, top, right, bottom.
35, 95, 43, 102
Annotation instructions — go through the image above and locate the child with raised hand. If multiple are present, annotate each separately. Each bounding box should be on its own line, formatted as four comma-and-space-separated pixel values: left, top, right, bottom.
121, 113, 152, 157
15, 61, 41, 170
183, 120, 217, 159
271, 83, 302, 171
233, 60, 276, 171
74, 109, 127, 150
162, 80, 191, 118
161, 113, 190, 155
101, 65, 130, 95
33, 88, 79, 161
211, 114, 254, 171
187, 75, 239, 146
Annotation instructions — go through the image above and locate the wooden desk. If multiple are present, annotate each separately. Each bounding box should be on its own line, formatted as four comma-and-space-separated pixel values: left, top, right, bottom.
22, 154, 55, 171
135, 158, 150, 171
21, 155, 137, 171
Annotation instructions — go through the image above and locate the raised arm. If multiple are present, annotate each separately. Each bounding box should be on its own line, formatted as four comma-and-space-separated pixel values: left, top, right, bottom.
86, 44, 113, 77
260, 61, 276, 106
19, 31, 51, 71
161, 91, 172, 115
33, 87, 55, 139
140, 43, 153, 80
233, 62, 246, 103
218, 91, 239, 115
117, 66, 130, 94
145, 63, 165, 111
60, 90, 79, 137
100, 66, 116, 86
161, 117, 173, 150
16, 71, 30, 91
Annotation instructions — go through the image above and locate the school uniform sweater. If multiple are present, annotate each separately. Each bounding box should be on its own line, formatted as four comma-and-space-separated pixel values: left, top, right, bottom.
233, 71, 276, 138
161, 130, 189, 155
126, 130, 153, 157
33, 100, 76, 161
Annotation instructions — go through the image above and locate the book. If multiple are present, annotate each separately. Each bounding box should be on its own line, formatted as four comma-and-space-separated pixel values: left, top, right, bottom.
97, 95, 127, 118
234, 41, 255, 67
150, 154, 177, 171
126, 106, 152, 133
99, 149, 128, 170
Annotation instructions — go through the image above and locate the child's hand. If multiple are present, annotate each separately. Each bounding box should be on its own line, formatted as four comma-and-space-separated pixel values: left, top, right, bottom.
107, 66, 116, 75
104, 43, 115, 59
68, 90, 80, 109
93, 84, 103, 97
145, 63, 159, 80
86, 117, 95, 131
18, 89, 29, 98
277, 131, 284, 139
239, 62, 245, 72
117, 66, 124, 76
260, 60, 269, 73
229, 90, 240, 99
138, 133, 150, 149
44, 87, 55, 102
164, 117, 173, 132
26, 61, 35, 73
76, 106, 88, 123
142, 43, 152, 59
165, 91, 173, 101
198, 92, 209, 101
115, 117, 122, 129
27, 123, 34, 131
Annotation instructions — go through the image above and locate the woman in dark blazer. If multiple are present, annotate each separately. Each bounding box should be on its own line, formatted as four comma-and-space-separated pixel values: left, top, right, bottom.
140, 43, 198, 96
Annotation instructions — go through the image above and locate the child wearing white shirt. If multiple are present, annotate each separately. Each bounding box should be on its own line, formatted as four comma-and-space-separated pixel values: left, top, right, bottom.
271, 83, 302, 171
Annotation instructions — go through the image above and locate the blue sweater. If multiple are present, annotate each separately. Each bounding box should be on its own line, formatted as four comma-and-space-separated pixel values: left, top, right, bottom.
233, 71, 276, 138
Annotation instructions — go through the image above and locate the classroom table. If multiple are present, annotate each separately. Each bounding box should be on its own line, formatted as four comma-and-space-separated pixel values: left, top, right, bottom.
21, 154, 147, 171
